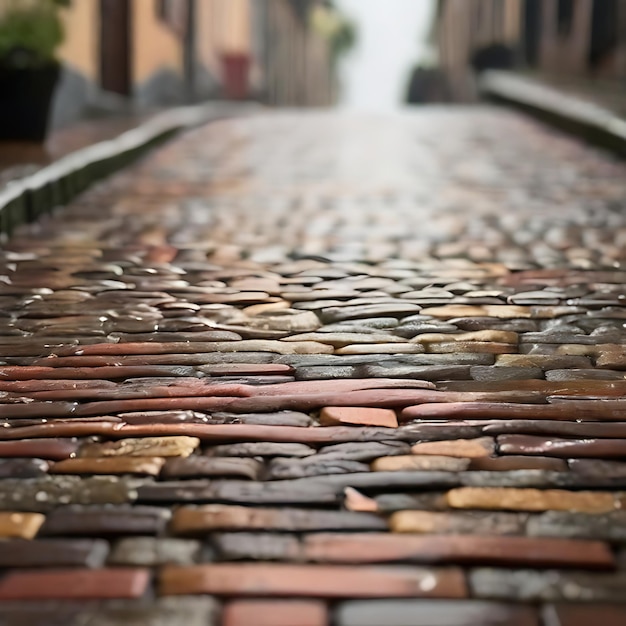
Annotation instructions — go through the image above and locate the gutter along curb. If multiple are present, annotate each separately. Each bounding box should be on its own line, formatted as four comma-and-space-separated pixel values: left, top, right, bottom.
0, 102, 257, 240
480, 71, 626, 157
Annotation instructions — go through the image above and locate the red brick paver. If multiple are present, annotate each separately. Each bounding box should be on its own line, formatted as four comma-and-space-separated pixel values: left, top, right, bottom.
0, 568, 150, 600
159, 563, 468, 598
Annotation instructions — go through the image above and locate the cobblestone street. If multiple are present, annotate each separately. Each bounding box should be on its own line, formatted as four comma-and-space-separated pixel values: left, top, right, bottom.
2, 108, 626, 625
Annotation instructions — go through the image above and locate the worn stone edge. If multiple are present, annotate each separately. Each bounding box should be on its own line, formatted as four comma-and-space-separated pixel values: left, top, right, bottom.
479, 70, 626, 156
0, 102, 261, 240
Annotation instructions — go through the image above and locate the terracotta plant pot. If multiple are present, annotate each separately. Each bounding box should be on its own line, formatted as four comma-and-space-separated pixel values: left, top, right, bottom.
220, 53, 250, 100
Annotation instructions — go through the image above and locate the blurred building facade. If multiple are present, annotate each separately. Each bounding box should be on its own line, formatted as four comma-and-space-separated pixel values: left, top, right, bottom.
256, 0, 336, 106
523, 0, 626, 78
434, 0, 626, 101
0, 0, 336, 128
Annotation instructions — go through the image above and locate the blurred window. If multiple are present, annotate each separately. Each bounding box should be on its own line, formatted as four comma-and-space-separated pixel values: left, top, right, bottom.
589, 0, 618, 67
474, 2, 484, 35
523, 0, 541, 66
557, 0, 574, 36
494, 0, 506, 41
156, 0, 187, 36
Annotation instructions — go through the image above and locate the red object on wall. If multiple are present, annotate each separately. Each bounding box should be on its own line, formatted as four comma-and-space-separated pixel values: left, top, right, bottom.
221, 53, 251, 100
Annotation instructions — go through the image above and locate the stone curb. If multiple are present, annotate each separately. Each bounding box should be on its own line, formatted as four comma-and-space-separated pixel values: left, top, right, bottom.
479, 71, 626, 157
0, 102, 259, 240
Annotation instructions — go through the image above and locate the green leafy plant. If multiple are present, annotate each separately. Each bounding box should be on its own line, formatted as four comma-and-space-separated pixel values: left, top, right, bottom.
329, 17, 356, 61
0, 0, 69, 69
310, 2, 357, 66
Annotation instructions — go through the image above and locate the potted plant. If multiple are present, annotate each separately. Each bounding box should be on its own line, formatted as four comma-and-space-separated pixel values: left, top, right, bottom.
0, 0, 69, 142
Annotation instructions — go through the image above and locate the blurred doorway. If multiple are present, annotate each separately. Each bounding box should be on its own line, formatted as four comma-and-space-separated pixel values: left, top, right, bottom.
589, 0, 619, 69
523, 0, 541, 67
100, 0, 132, 96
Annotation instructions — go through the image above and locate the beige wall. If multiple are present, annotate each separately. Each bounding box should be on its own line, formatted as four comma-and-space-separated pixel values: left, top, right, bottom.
197, 0, 252, 72
196, 0, 254, 94
57, 0, 99, 80
503, 0, 522, 44
133, 0, 183, 84
219, 0, 252, 54
197, 0, 221, 78
438, 0, 472, 70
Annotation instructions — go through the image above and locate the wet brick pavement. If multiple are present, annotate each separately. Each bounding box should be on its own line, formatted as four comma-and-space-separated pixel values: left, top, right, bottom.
1, 108, 626, 625
0, 113, 155, 188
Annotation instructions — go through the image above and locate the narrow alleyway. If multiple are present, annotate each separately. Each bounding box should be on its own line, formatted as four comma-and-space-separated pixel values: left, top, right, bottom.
1, 108, 626, 625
